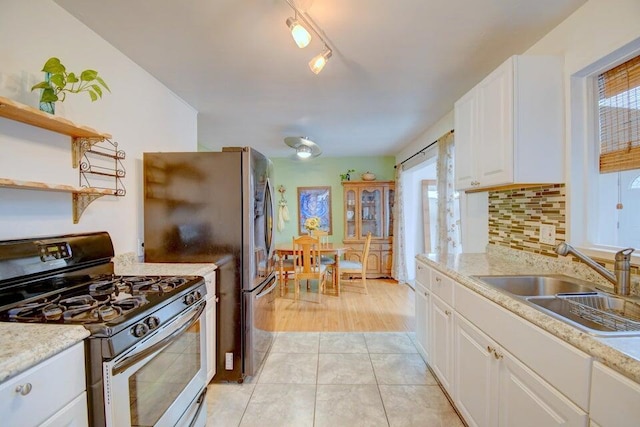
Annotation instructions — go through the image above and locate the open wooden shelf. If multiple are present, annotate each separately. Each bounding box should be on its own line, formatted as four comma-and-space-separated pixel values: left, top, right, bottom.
0, 178, 115, 195
0, 96, 124, 223
0, 96, 111, 140
0, 177, 115, 224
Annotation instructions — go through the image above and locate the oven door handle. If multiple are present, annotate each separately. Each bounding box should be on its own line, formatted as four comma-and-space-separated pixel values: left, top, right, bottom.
113, 301, 206, 376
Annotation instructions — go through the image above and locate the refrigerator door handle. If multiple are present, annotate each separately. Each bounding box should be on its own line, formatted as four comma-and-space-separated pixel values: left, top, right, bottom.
256, 276, 277, 299
264, 178, 275, 262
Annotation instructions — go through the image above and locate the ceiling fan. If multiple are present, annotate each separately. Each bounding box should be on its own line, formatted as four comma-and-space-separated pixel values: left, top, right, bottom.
284, 136, 322, 159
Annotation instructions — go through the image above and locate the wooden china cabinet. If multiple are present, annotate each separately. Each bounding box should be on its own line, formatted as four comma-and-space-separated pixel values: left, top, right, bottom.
342, 181, 395, 278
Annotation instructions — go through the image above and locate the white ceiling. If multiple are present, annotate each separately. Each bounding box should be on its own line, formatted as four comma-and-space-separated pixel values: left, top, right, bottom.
54, 0, 586, 159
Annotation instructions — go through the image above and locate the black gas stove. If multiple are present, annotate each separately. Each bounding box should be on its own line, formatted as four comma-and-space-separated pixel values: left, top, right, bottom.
0, 232, 206, 354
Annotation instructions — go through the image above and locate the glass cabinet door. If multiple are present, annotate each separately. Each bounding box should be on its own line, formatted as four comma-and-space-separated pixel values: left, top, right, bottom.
386, 187, 395, 237
360, 189, 382, 238
345, 189, 357, 239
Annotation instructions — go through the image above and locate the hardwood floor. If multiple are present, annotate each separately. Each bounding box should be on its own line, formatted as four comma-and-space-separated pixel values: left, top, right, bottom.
275, 278, 415, 332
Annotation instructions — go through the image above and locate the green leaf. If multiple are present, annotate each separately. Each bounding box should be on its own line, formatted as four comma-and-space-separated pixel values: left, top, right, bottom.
67, 72, 79, 83
89, 91, 98, 102
96, 76, 110, 92
31, 82, 51, 91
80, 70, 98, 81
41, 57, 65, 74
40, 88, 59, 102
91, 85, 103, 97
50, 74, 65, 88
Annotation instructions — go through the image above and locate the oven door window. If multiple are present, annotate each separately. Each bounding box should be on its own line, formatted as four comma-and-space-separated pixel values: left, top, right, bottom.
105, 305, 206, 427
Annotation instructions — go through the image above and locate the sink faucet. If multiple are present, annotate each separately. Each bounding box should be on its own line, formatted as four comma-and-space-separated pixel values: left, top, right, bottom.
554, 242, 635, 296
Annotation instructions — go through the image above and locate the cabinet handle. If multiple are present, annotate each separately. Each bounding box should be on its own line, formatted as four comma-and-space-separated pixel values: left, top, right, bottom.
15, 383, 32, 396
445, 310, 451, 316
424, 292, 428, 297
487, 345, 494, 354
493, 350, 503, 360
435, 277, 441, 283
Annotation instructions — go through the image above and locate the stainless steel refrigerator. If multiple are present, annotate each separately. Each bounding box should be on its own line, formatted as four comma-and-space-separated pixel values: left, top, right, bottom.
143, 147, 276, 383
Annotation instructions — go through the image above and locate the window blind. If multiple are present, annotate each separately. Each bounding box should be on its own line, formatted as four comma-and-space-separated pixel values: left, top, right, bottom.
597, 54, 640, 173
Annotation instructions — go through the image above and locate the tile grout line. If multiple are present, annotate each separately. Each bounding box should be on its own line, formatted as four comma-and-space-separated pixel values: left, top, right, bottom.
365, 332, 392, 427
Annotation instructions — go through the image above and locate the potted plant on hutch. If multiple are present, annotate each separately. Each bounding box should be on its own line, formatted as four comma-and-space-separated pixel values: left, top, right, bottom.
31, 57, 110, 114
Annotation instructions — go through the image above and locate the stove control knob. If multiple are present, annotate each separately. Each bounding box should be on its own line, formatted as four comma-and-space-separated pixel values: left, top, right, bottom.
194, 291, 202, 301
184, 293, 195, 305
132, 323, 149, 338
145, 316, 160, 330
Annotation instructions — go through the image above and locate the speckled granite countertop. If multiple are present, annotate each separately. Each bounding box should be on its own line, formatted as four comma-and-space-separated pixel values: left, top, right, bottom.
112, 252, 217, 277
418, 246, 640, 383
0, 324, 89, 383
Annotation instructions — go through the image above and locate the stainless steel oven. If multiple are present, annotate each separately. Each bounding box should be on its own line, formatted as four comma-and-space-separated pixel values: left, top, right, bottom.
102, 299, 207, 427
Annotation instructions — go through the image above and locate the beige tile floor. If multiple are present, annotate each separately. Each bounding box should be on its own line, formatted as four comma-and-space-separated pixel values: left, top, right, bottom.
205, 332, 465, 427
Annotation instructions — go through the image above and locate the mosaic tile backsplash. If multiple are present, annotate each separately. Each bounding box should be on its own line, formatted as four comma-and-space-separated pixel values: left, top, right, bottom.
487, 183, 639, 286
488, 184, 566, 257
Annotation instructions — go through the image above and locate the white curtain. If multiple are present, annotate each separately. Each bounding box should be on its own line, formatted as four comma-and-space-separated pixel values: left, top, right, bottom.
392, 166, 408, 283
435, 131, 461, 255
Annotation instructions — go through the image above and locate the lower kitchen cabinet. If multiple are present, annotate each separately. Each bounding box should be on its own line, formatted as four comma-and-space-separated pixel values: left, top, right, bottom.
414, 279, 430, 361
431, 294, 454, 394
416, 259, 596, 426
454, 314, 499, 426
0, 342, 88, 427
589, 362, 640, 427
455, 314, 587, 427
204, 271, 217, 384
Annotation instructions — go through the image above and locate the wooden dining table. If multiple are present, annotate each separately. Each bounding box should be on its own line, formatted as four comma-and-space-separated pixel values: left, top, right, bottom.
274, 242, 350, 296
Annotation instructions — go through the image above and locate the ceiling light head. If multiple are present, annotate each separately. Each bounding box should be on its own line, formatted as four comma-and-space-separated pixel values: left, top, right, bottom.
296, 145, 312, 158
309, 47, 332, 75
284, 136, 322, 159
286, 17, 311, 48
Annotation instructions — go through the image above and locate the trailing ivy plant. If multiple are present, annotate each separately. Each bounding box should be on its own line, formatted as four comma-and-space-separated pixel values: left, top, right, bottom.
31, 57, 110, 103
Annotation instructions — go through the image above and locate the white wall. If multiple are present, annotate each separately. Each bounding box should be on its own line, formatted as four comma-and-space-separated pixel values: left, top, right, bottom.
396, 111, 454, 164
0, 0, 197, 254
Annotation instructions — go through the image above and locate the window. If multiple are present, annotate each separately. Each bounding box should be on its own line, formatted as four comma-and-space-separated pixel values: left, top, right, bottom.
592, 54, 640, 248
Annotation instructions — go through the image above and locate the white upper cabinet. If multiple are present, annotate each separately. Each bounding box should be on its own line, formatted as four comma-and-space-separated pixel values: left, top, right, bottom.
454, 55, 564, 191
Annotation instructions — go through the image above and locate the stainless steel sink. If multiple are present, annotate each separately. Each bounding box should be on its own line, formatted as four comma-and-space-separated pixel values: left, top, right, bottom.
473, 274, 596, 297
473, 274, 640, 336
526, 294, 640, 336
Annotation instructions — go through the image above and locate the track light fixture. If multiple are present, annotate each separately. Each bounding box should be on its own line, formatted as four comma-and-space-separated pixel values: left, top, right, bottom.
286, 15, 311, 48
309, 47, 332, 74
283, 0, 333, 74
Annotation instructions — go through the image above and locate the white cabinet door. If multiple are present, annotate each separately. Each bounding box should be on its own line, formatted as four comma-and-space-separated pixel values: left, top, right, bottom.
206, 300, 216, 383
0, 342, 86, 427
453, 55, 563, 191
40, 393, 88, 427
431, 294, 454, 393
204, 271, 217, 384
498, 348, 588, 427
477, 59, 513, 188
454, 88, 477, 190
414, 280, 430, 362
454, 314, 499, 427
589, 362, 640, 427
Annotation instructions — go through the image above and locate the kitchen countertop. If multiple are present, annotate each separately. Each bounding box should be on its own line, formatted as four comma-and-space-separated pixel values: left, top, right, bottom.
0, 323, 89, 383
112, 252, 217, 277
0, 254, 217, 385
418, 246, 640, 383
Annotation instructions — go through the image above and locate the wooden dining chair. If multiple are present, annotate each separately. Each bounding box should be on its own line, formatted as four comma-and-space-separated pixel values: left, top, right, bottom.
292, 235, 327, 303
277, 252, 296, 296
337, 232, 372, 294
310, 229, 337, 284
